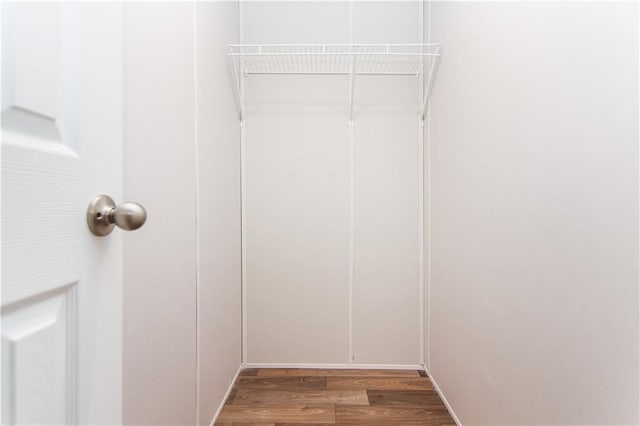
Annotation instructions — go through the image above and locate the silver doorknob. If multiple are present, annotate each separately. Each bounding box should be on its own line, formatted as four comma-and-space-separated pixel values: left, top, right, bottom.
87, 195, 147, 236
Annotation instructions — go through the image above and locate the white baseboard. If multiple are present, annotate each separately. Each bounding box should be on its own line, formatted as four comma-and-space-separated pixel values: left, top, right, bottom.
423, 365, 462, 426
209, 363, 244, 426
243, 362, 423, 370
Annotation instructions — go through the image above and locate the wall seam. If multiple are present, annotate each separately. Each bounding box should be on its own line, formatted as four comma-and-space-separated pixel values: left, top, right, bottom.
192, 2, 201, 424
418, 0, 426, 367
348, 123, 355, 364
348, 0, 355, 365
239, 0, 248, 365
425, 0, 433, 371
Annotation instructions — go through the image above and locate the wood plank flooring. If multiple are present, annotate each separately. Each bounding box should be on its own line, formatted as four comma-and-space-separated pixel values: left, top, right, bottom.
216, 368, 454, 425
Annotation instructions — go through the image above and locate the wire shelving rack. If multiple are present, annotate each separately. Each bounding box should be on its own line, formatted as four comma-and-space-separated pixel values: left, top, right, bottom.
228, 43, 441, 123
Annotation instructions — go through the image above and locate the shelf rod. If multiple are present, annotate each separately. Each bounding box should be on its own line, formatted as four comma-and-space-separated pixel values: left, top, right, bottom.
229, 52, 440, 57
243, 72, 421, 76
228, 43, 441, 47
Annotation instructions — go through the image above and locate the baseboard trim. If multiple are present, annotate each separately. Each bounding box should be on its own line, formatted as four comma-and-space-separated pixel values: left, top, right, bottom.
244, 362, 423, 370
423, 365, 462, 426
209, 363, 244, 426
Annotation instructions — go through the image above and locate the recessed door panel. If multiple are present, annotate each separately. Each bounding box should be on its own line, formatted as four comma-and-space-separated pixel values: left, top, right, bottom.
1, 289, 75, 425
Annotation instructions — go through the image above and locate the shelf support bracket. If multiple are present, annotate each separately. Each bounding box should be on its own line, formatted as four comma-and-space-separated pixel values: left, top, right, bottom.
420, 54, 440, 121
230, 52, 245, 123
348, 53, 355, 125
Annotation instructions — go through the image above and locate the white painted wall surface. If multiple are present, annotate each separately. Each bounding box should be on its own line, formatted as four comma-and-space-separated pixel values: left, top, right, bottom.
123, 3, 242, 424
244, 78, 351, 364
243, 1, 423, 365
243, 1, 351, 365
352, 78, 420, 365
123, 3, 197, 424
352, 1, 422, 366
426, 2, 639, 424
194, 2, 242, 424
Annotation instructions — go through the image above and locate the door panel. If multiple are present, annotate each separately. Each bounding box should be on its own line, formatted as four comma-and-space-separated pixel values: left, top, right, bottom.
2, 2, 62, 119
1, 4, 79, 424
2, 116, 80, 305
1, 2, 123, 424
2, 2, 80, 306
1, 288, 75, 425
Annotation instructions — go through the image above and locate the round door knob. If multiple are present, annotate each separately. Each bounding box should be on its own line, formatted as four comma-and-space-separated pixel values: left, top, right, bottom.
87, 195, 147, 236
112, 202, 147, 231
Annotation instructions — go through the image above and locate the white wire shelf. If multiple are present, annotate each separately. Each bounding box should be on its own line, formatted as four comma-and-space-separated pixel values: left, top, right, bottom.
228, 43, 441, 123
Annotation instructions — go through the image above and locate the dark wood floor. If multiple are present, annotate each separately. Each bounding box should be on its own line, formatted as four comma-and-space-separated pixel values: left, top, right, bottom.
215, 368, 455, 425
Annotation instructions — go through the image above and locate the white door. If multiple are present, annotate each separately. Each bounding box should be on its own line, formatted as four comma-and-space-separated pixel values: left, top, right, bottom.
2, 2, 126, 424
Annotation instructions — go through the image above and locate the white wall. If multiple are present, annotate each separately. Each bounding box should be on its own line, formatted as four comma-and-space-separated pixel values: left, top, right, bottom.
194, 2, 242, 425
123, 3, 197, 424
243, 1, 423, 365
353, 78, 420, 365
244, 77, 351, 364
426, 2, 639, 424
124, 2, 241, 424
